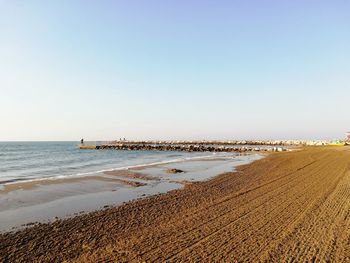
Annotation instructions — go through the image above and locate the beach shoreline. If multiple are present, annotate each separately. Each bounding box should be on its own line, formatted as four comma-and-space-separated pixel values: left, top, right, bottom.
0, 152, 260, 232
1, 146, 349, 262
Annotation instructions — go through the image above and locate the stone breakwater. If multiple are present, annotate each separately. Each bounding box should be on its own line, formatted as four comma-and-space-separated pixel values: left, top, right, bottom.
109, 140, 329, 146
81, 140, 332, 152
92, 144, 287, 152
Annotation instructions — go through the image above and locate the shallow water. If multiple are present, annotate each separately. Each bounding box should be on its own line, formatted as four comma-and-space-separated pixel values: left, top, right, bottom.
0, 142, 263, 232
0, 141, 223, 185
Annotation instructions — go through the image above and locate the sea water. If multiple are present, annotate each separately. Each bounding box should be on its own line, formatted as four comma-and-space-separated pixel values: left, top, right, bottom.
0, 141, 228, 185
0, 141, 263, 231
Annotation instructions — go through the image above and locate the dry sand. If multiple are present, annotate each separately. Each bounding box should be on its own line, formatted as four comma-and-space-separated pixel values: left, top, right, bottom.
1, 146, 349, 262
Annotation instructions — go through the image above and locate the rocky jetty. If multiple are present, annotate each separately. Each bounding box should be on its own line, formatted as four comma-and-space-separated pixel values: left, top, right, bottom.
109, 140, 329, 146
81, 139, 332, 152
94, 144, 287, 152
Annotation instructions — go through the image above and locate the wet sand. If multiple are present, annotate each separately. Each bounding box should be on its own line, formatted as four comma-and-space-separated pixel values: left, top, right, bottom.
0, 175, 129, 194
0, 154, 255, 232
1, 147, 350, 262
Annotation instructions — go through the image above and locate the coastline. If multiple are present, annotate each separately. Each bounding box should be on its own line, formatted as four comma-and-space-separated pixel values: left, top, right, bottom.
0, 152, 260, 232
0, 151, 238, 188
1, 146, 349, 262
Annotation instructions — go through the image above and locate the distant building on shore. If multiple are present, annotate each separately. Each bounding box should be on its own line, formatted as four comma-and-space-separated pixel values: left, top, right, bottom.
346, 132, 350, 141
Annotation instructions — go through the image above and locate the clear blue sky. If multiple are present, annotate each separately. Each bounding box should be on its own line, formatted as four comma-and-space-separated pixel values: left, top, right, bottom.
0, 1, 349, 141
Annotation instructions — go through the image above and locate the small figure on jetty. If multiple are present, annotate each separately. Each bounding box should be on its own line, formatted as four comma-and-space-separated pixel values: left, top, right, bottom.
80, 138, 84, 145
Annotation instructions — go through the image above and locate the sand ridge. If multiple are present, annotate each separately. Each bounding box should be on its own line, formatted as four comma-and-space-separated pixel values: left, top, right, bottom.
0, 147, 349, 262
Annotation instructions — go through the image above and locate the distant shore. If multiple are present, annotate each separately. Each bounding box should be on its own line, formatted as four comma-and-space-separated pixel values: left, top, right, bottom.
1, 146, 349, 262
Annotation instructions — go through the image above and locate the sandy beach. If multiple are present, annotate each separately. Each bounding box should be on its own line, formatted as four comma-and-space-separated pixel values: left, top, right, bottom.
0, 146, 349, 262
2, 0, 349, 262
